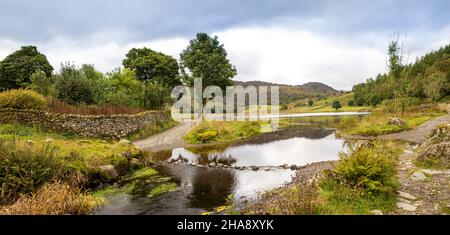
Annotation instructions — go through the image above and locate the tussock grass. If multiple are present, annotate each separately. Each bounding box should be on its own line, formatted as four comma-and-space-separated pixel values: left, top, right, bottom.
0, 181, 104, 215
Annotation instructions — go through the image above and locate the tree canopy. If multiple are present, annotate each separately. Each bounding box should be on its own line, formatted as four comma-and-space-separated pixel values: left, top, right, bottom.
0, 46, 53, 90
180, 32, 237, 90
122, 47, 180, 87
353, 44, 450, 106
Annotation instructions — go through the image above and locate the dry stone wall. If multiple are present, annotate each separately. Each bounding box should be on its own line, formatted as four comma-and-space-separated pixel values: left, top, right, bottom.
0, 108, 171, 139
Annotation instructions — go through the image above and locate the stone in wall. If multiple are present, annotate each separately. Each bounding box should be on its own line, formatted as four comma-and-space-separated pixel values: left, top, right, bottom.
0, 108, 170, 139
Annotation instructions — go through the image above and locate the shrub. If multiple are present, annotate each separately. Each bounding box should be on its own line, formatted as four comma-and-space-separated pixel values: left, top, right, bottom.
0, 181, 103, 215
0, 140, 61, 205
0, 89, 48, 110
48, 98, 144, 115
197, 130, 218, 143
54, 64, 95, 105
325, 141, 400, 194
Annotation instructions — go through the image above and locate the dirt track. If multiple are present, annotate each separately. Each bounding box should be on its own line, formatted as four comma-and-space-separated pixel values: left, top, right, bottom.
133, 121, 196, 152
378, 113, 450, 143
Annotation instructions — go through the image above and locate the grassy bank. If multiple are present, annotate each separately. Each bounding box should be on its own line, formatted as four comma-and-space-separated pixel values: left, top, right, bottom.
184, 121, 262, 144
0, 123, 172, 214
245, 141, 403, 215
337, 105, 447, 136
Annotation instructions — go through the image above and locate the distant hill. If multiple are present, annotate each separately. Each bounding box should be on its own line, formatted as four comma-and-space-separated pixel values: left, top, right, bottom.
233, 80, 338, 104
296, 82, 337, 94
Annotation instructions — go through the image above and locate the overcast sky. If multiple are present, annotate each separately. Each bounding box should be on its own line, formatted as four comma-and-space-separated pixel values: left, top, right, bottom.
1, 0, 449, 90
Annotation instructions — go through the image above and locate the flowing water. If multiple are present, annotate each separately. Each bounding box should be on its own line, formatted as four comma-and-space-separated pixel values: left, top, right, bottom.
95, 112, 367, 215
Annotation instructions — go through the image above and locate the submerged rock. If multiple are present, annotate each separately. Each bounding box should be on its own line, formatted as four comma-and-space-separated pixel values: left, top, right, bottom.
250, 165, 259, 171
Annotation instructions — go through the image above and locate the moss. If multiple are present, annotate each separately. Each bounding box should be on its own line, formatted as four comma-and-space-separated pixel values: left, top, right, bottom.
147, 183, 178, 198
128, 167, 158, 180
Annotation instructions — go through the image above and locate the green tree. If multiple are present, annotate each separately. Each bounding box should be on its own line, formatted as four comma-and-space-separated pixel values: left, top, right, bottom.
28, 70, 55, 96
141, 81, 171, 110
102, 68, 143, 107
308, 99, 314, 106
347, 100, 355, 106
180, 32, 237, 90
387, 40, 405, 114
54, 63, 94, 105
424, 71, 446, 102
332, 100, 342, 110
122, 47, 180, 87
0, 46, 53, 90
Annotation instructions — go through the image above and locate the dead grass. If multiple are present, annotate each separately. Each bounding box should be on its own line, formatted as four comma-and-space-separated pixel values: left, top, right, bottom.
48, 98, 144, 115
0, 181, 105, 215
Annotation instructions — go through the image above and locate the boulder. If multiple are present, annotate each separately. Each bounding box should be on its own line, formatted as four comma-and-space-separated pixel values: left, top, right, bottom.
290, 164, 297, 170
281, 163, 289, 169
208, 162, 217, 167
387, 117, 406, 126
98, 165, 119, 182
250, 165, 259, 171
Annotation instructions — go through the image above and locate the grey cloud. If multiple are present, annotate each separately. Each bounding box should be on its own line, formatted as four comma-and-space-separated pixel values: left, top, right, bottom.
1, 0, 449, 43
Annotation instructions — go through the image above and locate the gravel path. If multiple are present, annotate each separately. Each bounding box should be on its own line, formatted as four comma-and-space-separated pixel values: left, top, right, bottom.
342, 113, 450, 144
133, 120, 197, 152
393, 145, 450, 215
379, 114, 450, 143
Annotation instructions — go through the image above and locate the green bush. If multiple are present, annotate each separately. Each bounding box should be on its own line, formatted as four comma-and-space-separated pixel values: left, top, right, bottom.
0, 140, 61, 205
0, 89, 48, 110
326, 141, 400, 194
196, 130, 218, 143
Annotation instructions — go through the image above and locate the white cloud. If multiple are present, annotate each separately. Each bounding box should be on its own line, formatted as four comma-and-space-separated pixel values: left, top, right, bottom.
1, 25, 449, 90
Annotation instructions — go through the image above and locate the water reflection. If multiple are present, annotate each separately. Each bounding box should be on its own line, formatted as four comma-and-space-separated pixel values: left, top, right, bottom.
98, 125, 351, 214
156, 127, 343, 168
